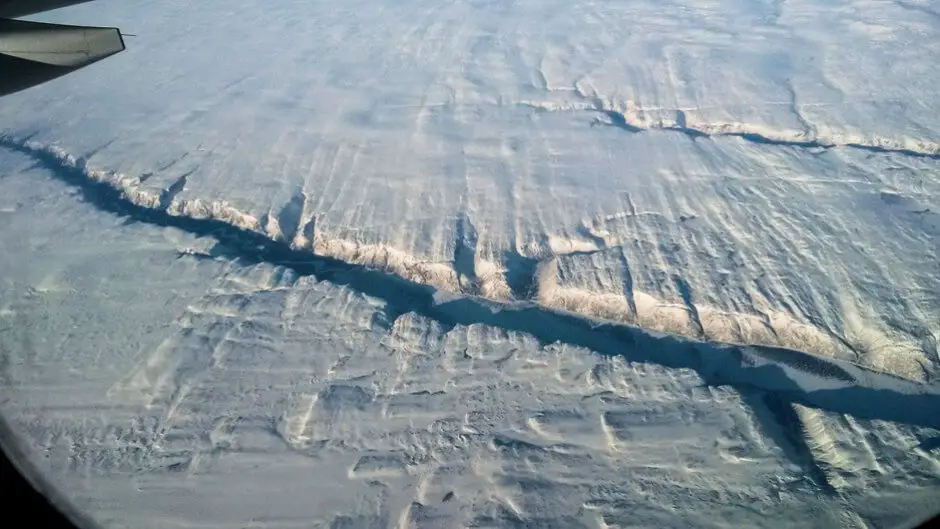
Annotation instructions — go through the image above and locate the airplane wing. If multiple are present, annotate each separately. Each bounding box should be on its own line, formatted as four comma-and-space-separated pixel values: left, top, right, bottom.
0, 1, 124, 97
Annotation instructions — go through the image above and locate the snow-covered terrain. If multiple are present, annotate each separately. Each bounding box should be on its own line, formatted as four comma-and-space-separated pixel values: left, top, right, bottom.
1, 0, 939, 527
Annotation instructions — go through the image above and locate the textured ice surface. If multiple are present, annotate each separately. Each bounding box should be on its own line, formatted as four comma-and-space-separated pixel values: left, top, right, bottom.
1, 0, 940, 527
3, 0, 938, 378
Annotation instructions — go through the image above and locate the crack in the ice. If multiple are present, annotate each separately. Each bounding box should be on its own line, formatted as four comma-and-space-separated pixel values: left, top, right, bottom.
563, 93, 940, 160
592, 110, 643, 133
783, 80, 817, 140
739, 391, 838, 495
672, 110, 709, 139
503, 249, 539, 301
3, 135, 940, 430
617, 251, 638, 320
894, 0, 940, 21
842, 142, 940, 160
574, 223, 610, 252
596, 107, 940, 160
276, 187, 307, 244
157, 170, 192, 210
454, 213, 481, 296
673, 275, 705, 339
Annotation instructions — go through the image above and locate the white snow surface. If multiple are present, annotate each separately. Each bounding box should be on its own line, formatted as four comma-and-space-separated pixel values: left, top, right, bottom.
1, 0, 939, 527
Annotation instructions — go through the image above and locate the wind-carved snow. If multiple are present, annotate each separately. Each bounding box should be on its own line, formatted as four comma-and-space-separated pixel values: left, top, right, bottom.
2, 135, 939, 425
1, 0, 936, 387
2, 0, 940, 526
2, 160, 939, 527
4, 133, 938, 386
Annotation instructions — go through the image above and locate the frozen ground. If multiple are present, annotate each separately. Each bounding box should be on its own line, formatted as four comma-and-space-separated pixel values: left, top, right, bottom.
1, 0, 939, 527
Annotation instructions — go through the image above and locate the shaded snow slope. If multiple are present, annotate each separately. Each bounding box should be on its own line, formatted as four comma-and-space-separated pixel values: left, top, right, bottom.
2, 125, 938, 383
2, 153, 939, 528
2, 138, 937, 427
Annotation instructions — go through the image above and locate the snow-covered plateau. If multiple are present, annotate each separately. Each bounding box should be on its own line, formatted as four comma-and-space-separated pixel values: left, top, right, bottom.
1, 0, 938, 527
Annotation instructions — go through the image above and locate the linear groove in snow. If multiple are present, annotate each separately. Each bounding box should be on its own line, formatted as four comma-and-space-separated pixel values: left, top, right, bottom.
3, 134, 939, 430
522, 92, 940, 160
894, 0, 940, 22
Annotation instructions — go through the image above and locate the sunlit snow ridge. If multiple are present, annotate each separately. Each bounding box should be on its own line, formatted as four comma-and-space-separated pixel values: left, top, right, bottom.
2, 133, 939, 433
